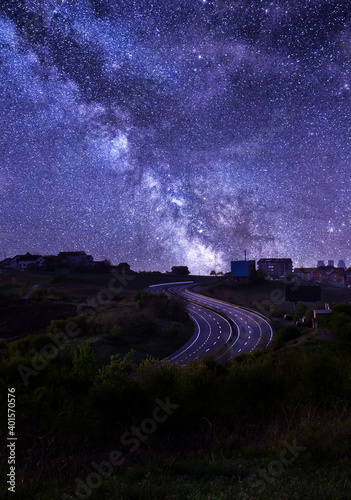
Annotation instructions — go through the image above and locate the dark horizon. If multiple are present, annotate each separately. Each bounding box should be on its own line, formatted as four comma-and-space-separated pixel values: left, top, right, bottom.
1, 248, 350, 275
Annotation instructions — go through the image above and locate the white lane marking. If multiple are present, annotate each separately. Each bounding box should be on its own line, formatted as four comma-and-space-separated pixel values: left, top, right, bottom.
167, 315, 201, 362
168, 283, 274, 361
184, 290, 270, 358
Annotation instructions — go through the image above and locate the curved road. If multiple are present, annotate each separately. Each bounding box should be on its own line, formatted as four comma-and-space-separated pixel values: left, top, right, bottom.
146, 282, 274, 364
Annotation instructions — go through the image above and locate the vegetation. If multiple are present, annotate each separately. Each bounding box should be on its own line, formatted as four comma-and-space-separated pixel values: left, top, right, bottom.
1, 272, 351, 499
324, 303, 351, 341
0, 270, 196, 360
293, 301, 307, 321
199, 279, 351, 318
29, 286, 71, 301
0, 337, 351, 499
272, 324, 303, 350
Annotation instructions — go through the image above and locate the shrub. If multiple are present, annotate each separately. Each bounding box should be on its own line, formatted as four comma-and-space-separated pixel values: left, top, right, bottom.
304, 308, 314, 327
47, 315, 94, 338
47, 318, 67, 335
328, 312, 351, 341
332, 304, 351, 317
72, 344, 99, 383
293, 301, 307, 322
46, 287, 71, 301
127, 311, 157, 339
132, 290, 149, 305
104, 308, 157, 339
18, 279, 32, 297
324, 304, 351, 341
9, 333, 50, 358
29, 288, 47, 300
110, 325, 123, 339
131, 291, 187, 322
273, 325, 302, 349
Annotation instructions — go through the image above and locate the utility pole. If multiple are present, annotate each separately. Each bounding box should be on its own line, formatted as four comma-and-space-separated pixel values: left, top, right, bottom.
244, 250, 247, 261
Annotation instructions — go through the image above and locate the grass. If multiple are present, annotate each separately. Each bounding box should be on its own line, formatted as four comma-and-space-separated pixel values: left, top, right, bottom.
0, 301, 77, 340
1, 337, 351, 500
3, 452, 350, 499
199, 279, 351, 318
39, 271, 213, 301
0, 270, 214, 304
1, 272, 351, 500
76, 316, 195, 364
0, 271, 212, 343
90, 454, 351, 500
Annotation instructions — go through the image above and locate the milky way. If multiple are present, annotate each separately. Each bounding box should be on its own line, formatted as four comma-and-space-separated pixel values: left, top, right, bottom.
0, 1, 351, 274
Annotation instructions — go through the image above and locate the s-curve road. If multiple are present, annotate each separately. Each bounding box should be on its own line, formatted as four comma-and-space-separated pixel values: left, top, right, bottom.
146, 282, 274, 364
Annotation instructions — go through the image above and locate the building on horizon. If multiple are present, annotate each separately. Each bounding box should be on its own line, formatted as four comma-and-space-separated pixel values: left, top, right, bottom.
0, 251, 109, 273
257, 258, 293, 278
312, 266, 345, 286
294, 263, 348, 287
328, 259, 334, 267
293, 267, 314, 282
317, 260, 325, 267
7, 253, 46, 271
58, 251, 94, 267
338, 260, 346, 270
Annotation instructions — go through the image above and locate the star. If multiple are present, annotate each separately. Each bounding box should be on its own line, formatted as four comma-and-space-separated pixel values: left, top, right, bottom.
0, 1, 350, 273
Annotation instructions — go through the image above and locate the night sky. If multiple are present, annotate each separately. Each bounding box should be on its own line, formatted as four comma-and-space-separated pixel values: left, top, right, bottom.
1, 1, 350, 274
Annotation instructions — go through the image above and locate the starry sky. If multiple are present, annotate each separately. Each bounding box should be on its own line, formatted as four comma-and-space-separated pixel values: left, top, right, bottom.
0, 0, 350, 274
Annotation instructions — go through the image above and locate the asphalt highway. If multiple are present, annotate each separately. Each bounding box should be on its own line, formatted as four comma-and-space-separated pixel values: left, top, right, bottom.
146, 281, 274, 364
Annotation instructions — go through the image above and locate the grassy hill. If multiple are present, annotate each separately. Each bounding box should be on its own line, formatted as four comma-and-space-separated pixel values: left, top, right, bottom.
1, 273, 351, 499
0, 271, 202, 362
198, 279, 351, 318
1, 338, 351, 499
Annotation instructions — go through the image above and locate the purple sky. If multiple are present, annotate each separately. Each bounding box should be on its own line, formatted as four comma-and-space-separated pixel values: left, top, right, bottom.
0, 1, 350, 273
